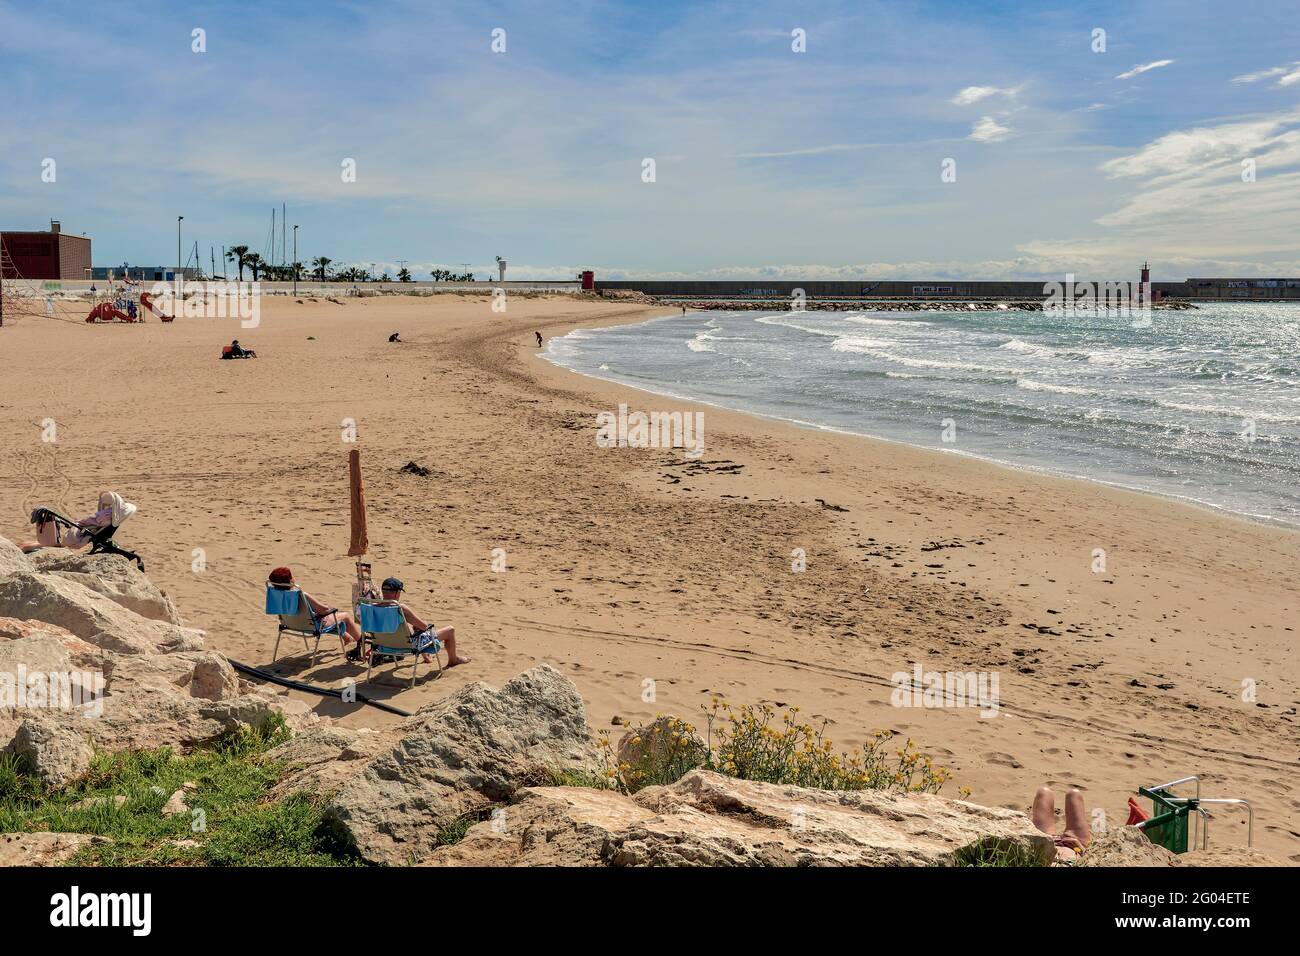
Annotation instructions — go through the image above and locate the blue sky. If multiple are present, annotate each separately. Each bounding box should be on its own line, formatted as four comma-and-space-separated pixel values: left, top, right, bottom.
2, 0, 1298, 280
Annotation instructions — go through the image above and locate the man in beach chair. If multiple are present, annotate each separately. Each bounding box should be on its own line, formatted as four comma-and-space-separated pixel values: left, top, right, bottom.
20, 491, 146, 571
265, 566, 362, 666
378, 577, 470, 669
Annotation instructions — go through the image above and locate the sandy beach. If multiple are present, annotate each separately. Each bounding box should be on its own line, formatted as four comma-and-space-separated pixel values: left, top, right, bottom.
2, 294, 1296, 862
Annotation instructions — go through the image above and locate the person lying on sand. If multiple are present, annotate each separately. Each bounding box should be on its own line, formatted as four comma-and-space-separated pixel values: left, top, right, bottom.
19, 492, 124, 552
379, 576, 470, 668
1032, 785, 1092, 856
268, 566, 363, 651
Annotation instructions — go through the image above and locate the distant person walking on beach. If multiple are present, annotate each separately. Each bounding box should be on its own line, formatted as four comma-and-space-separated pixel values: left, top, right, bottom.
380, 577, 470, 668
535, 331, 543, 348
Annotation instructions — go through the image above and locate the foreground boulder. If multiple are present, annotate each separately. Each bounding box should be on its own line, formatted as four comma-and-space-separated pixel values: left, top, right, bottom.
0, 571, 202, 655
430, 769, 1056, 867
325, 664, 598, 864
0, 832, 107, 867
32, 552, 184, 625
0, 537, 32, 578
1077, 826, 1280, 867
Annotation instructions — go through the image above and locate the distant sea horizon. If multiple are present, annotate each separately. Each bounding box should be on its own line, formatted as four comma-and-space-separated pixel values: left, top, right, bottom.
544, 303, 1300, 529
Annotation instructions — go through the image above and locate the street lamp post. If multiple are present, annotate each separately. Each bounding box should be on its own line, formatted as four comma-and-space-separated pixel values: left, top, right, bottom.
292, 225, 298, 295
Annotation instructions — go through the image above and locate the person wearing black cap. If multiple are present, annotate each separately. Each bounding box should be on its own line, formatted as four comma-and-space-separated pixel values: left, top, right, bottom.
380, 577, 470, 668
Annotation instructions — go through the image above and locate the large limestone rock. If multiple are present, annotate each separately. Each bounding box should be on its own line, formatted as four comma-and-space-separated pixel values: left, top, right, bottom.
326, 664, 599, 864
0, 570, 203, 655
3, 643, 313, 786
34, 552, 183, 625
431, 770, 1057, 867
0, 831, 107, 866
1077, 826, 1282, 867
0, 617, 109, 673
0, 536, 33, 578
266, 726, 400, 801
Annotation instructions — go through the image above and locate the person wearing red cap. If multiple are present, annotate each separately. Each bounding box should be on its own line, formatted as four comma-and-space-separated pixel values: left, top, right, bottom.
380, 577, 470, 668
269, 566, 363, 650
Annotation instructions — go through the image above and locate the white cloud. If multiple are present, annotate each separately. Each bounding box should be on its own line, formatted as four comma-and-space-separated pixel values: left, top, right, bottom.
950, 84, 1022, 105
1232, 62, 1300, 85
1080, 103, 1108, 112
1100, 115, 1297, 177
969, 116, 1013, 142
1114, 59, 1174, 80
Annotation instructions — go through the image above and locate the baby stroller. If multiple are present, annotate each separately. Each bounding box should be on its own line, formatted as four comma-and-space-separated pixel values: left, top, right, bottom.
25, 491, 145, 571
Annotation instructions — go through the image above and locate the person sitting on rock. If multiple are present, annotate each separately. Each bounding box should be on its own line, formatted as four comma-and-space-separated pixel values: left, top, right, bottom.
1032, 785, 1092, 858
268, 566, 363, 651
379, 576, 470, 668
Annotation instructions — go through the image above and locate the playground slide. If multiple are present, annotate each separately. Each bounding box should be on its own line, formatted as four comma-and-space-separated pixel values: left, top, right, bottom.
139, 292, 174, 322
86, 303, 136, 323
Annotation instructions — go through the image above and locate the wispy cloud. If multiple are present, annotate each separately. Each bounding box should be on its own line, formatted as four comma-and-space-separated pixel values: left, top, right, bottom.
1114, 59, 1175, 80
969, 116, 1013, 142
1231, 62, 1300, 85
950, 84, 1023, 105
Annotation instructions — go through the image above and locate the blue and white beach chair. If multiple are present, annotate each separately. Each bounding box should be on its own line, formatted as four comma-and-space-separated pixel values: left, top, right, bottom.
266, 583, 347, 667
358, 600, 441, 688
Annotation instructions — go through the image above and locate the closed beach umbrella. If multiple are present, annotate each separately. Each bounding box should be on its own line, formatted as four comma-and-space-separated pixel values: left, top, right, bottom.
347, 448, 368, 556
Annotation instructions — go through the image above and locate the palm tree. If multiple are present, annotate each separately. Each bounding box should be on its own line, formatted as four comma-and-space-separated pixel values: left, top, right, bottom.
226, 245, 250, 281
292, 261, 304, 282
397, 268, 412, 282
312, 256, 332, 282
245, 253, 265, 281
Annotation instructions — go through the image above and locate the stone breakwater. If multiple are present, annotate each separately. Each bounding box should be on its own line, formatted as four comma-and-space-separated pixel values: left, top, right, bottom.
0, 535, 315, 789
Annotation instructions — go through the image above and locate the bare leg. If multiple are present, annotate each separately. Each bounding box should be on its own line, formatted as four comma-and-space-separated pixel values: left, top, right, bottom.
1032, 786, 1056, 835
321, 611, 363, 646
1063, 789, 1092, 847
429, 625, 470, 667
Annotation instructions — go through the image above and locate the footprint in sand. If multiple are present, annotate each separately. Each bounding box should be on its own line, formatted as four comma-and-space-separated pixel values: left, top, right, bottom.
982, 751, 1024, 769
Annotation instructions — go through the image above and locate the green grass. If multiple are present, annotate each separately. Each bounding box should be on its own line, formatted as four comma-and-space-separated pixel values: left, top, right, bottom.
0, 716, 363, 866
951, 837, 1049, 868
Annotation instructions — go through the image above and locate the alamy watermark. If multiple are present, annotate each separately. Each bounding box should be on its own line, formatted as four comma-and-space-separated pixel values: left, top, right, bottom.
1, 665, 104, 718
1043, 275, 1152, 327
148, 280, 262, 328
596, 403, 705, 458
890, 663, 1000, 718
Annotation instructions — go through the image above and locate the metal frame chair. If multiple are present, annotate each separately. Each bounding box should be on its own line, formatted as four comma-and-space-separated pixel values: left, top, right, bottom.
266, 583, 347, 667
358, 599, 442, 688
1136, 774, 1254, 853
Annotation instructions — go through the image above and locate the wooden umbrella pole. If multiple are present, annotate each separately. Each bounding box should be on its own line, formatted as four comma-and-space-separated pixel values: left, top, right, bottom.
347, 448, 374, 607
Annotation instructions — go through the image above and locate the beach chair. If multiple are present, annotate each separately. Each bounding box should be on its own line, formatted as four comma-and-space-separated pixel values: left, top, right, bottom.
266, 583, 347, 667
358, 600, 441, 688
1134, 775, 1254, 853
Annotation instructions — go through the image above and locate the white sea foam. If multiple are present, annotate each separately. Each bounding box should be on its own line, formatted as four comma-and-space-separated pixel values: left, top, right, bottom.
1015, 378, 1097, 396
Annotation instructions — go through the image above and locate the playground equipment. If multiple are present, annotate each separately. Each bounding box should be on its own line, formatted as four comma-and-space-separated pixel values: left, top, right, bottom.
0, 244, 43, 327
139, 291, 174, 321
84, 274, 173, 323
1134, 775, 1254, 853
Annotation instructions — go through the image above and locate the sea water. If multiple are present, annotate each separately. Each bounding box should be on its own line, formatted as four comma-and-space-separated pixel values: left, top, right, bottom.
544, 303, 1300, 528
